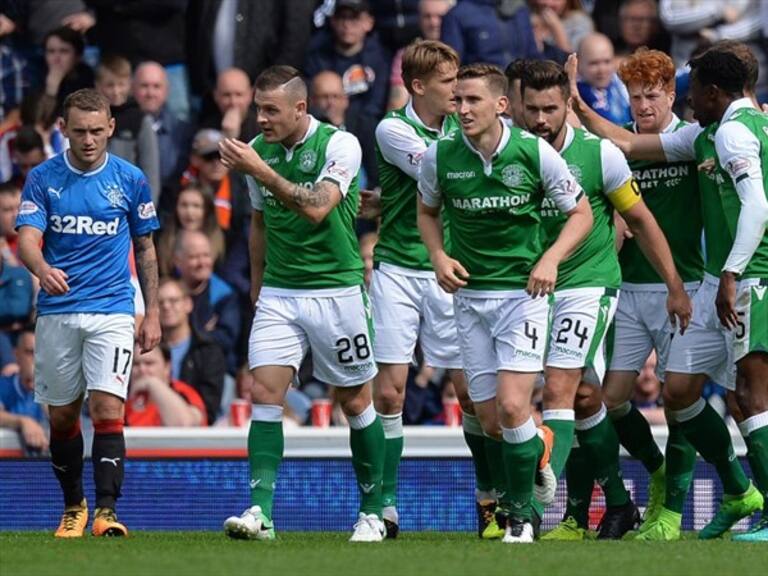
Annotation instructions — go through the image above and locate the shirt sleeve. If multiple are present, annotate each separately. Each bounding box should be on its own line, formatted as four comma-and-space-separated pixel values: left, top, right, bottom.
601, 139, 641, 212
14, 170, 48, 232
375, 117, 428, 181
417, 141, 441, 208
660, 123, 702, 162
127, 172, 160, 237
318, 130, 362, 197
246, 175, 264, 211
715, 120, 768, 274
538, 138, 583, 213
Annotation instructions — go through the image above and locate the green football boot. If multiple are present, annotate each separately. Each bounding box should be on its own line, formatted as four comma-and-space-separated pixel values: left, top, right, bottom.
699, 483, 764, 540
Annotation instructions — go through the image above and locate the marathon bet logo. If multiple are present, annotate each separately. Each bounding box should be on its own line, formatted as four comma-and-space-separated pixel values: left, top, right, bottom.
451, 193, 531, 212
633, 164, 690, 191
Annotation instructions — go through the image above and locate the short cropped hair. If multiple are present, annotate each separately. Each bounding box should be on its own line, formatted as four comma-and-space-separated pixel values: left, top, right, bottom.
504, 59, 528, 84
688, 49, 749, 95
96, 54, 132, 82
62, 89, 112, 122
14, 126, 44, 154
0, 181, 20, 197
457, 64, 508, 96
520, 60, 570, 98
255, 65, 308, 101
401, 40, 459, 95
707, 40, 759, 93
619, 48, 675, 92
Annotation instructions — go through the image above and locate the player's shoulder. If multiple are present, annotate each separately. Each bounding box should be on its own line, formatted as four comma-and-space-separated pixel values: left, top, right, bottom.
26, 153, 65, 183
104, 154, 149, 189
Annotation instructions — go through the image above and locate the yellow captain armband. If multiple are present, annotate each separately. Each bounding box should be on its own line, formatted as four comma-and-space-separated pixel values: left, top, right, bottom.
608, 178, 642, 213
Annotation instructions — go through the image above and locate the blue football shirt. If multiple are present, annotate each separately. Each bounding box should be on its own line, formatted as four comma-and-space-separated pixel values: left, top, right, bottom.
15, 152, 160, 316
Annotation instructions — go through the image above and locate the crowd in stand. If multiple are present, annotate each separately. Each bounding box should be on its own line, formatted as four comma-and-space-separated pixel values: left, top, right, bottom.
1, 0, 766, 447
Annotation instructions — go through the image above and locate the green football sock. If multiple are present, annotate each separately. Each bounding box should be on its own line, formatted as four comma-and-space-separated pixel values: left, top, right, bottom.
664, 421, 696, 514
501, 418, 542, 522
673, 399, 749, 496
543, 409, 575, 479
484, 436, 511, 508
610, 402, 664, 474
564, 444, 594, 528
379, 413, 404, 508
462, 413, 493, 494
349, 407, 386, 518
248, 413, 284, 520
576, 405, 630, 507
741, 413, 768, 512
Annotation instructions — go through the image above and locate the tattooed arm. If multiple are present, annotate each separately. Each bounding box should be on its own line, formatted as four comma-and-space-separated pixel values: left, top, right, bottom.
132, 233, 161, 352
219, 132, 361, 224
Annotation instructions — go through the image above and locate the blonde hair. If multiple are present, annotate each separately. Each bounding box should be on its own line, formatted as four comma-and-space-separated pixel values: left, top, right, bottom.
401, 40, 459, 95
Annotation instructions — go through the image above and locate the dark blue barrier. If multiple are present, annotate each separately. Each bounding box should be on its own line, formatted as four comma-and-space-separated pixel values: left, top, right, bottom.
0, 458, 759, 531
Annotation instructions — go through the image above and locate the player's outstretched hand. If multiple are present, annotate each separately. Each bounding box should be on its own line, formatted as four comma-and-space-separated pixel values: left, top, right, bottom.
358, 189, 382, 219
39, 265, 69, 295
138, 314, 162, 354
527, 256, 557, 298
666, 287, 692, 335
433, 253, 468, 293
219, 138, 268, 178
715, 272, 739, 331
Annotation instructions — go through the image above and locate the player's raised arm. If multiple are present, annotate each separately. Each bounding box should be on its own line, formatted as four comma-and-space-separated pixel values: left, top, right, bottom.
528, 138, 592, 297
417, 141, 467, 293
565, 54, 668, 162
601, 140, 692, 333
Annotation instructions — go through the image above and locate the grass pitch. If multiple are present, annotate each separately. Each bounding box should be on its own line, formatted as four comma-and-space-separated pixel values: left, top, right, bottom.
1, 532, 766, 576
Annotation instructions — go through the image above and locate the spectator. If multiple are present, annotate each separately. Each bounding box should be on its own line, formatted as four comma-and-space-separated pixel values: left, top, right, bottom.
0, 181, 20, 261
0, 330, 14, 374
371, 0, 421, 53
198, 67, 259, 142
156, 185, 226, 277
1, 0, 94, 90
133, 61, 193, 207
0, 251, 34, 331
528, 0, 594, 52
186, 0, 315, 104
40, 26, 94, 122
388, 0, 454, 110
310, 70, 350, 128
0, 327, 47, 453
180, 128, 250, 234
125, 342, 207, 427
12, 125, 46, 185
95, 54, 161, 202
616, 0, 670, 59
659, 0, 766, 100
19, 91, 67, 158
173, 230, 240, 374
305, 0, 391, 186
0, 39, 28, 129
529, 10, 570, 63
158, 277, 227, 424
87, 0, 190, 121
576, 32, 632, 124
440, 0, 539, 68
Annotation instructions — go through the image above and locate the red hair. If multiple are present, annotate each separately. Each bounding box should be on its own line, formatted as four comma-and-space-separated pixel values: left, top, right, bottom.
619, 48, 675, 92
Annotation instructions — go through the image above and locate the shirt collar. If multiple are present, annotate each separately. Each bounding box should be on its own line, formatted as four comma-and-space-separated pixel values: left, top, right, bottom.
721, 97, 755, 124
63, 151, 110, 176
461, 118, 511, 162
281, 115, 319, 160
405, 99, 448, 136
559, 123, 576, 153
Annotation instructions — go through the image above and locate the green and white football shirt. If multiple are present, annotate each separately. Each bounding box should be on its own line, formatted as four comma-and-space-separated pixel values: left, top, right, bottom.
374, 101, 460, 272
246, 116, 364, 290
714, 99, 768, 279
622, 116, 703, 286
540, 125, 626, 290
419, 120, 582, 292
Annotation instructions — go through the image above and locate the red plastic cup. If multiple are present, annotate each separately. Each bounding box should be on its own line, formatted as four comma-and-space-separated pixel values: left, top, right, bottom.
311, 398, 333, 428
229, 399, 251, 427
443, 397, 462, 427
